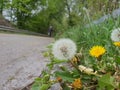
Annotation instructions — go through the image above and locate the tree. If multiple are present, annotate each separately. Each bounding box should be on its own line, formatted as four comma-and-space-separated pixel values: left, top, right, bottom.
4, 0, 120, 34
7, 0, 40, 29
23, 0, 66, 33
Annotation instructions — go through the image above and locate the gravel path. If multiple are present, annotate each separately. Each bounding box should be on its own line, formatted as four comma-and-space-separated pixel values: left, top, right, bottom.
0, 33, 53, 90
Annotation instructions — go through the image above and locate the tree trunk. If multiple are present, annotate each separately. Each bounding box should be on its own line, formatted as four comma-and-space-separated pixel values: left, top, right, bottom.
16, 8, 23, 29
65, 0, 72, 26
0, 0, 3, 14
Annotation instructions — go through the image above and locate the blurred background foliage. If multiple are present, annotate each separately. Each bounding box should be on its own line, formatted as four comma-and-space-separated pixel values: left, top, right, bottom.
0, 0, 120, 34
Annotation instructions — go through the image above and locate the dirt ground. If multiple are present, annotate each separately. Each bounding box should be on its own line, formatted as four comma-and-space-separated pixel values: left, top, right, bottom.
0, 33, 53, 90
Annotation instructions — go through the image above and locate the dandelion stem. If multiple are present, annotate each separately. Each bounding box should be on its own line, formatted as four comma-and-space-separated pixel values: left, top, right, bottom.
69, 60, 81, 73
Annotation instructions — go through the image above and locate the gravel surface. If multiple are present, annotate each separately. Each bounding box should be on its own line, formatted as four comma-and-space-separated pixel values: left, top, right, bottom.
0, 33, 53, 90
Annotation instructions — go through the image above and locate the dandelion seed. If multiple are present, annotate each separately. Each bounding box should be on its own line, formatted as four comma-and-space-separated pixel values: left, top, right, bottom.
89, 46, 106, 58
111, 28, 120, 42
52, 38, 77, 60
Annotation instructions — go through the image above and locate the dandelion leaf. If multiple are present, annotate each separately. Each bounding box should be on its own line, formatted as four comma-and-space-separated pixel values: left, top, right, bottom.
115, 56, 120, 64
98, 74, 115, 90
55, 71, 75, 82
40, 84, 50, 90
31, 83, 41, 90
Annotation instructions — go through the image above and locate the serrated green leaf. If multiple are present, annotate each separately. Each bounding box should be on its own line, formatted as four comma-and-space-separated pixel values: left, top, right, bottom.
98, 74, 115, 90
40, 84, 50, 90
42, 74, 50, 83
34, 78, 42, 83
55, 71, 75, 82
53, 58, 67, 64
31, 83, 40, 90
72, 69, 80, 78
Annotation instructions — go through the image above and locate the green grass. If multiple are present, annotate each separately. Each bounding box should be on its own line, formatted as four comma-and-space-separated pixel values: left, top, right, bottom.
55, 16, 120, 66
56, 17, 120, 45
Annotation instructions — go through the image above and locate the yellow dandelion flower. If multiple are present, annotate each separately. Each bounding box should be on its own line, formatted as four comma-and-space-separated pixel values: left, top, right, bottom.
89, 46, 106, 58
114, 42, 120, 47
72, 78, 82, 89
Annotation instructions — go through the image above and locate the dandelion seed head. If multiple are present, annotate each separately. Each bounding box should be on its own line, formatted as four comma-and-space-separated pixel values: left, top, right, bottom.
52, 38, 77, 60
111, 28, 120, 42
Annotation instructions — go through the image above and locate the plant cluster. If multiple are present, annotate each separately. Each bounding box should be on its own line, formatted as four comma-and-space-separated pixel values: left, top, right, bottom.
32, 27, 120, 90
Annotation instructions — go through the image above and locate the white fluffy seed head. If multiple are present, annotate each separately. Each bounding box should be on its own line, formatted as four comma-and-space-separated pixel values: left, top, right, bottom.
52, 38, 77, 60
111, 28, 120, 42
